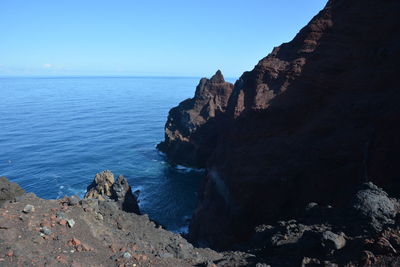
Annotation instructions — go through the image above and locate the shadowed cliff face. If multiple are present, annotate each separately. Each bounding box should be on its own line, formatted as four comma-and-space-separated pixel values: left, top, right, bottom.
157, 70, 233, 168
186, 0, 400, 249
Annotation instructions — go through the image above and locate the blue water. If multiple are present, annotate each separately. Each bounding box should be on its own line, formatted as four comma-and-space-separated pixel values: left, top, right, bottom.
0, 76, 221, 232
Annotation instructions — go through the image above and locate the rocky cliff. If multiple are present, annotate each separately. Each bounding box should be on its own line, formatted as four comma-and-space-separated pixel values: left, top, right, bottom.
157, 70, 234, 168
158, 0, 400, 250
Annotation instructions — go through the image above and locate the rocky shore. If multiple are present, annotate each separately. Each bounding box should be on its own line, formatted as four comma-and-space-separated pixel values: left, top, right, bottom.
0, 174, 253, 267
2, 174, 400, 266
158, 0, 400, 257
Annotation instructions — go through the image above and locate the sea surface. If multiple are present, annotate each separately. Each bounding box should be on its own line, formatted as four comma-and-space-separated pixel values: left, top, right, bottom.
0, 76, 233, 232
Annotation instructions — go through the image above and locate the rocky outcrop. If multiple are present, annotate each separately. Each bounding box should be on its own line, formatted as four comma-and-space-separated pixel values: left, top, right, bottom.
158, 0, 400, 249
248, 182, 400, 266
0, 177, 254, 266
157, 70, 234, 168
350, 182, 399, 233
85, 170, 140, 214
85, 170, 115, 200
0, 176, 25, 207
112, 175, 140, 214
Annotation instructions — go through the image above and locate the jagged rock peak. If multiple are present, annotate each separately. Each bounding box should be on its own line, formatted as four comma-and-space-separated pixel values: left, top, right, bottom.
112, 174, 140, 214
85, 171, 140, 213
84, 170, 114, 200
157, 71, 234, 167
209, 70, 225, 83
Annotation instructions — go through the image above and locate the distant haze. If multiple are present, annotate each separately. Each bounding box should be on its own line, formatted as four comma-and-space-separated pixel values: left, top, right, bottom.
0, 0, 327, 78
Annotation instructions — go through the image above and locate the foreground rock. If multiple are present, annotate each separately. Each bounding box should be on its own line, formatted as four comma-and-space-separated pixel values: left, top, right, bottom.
0, 176, 25, 207
157, 70, 233, 168
350, 182, 399, 233
154, 0, 400, 249
85, 170, 140, 214
249, 183, 400, 266
0, 177, 253, 266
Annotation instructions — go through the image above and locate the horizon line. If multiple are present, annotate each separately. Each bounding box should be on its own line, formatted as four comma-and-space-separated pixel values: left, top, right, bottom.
0, 74, 239, 80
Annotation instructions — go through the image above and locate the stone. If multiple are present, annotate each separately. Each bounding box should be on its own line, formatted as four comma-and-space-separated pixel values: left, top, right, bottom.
122, 252, 131, 259
5, 250, 13, 257
71, 238, 81, 246
81, 243, 92, 252
350, 182, 398, 232
95, 212, 103, 220
321, 231, 346, 253
56, 211, 68, 220
23, 204, 35, 213
67, 195, 80, 206
40, 227, 52, 235
67, 219, 75, 228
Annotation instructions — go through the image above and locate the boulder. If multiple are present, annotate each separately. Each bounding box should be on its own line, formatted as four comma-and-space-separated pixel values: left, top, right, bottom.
350, 182, 398, 232
321, 231, 346, 253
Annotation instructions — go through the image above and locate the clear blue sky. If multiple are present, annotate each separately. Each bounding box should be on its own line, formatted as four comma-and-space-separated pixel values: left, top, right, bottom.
0, 0, 327, 78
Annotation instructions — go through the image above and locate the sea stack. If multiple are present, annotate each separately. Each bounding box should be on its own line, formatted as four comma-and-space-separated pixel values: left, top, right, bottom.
85, 170, 140, 214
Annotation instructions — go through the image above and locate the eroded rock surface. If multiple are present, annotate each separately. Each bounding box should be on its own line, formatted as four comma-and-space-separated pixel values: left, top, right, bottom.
85, 170, 115, 200
0, 177, 253, 266
112, 175, 140, 214
85, 171, 140, 214
157, 70, 233, 168
248, 183, 400, 266
162, 0, 400, 249
0, 176, 25, 207
350, 182, 399, 233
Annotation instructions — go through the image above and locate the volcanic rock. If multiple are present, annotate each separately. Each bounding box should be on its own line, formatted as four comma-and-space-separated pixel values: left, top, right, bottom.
0, 177, 25, 206
111, 175, 140, 214
157, 70, 234, 167
350, 182, 399, 233
84, 170, 115, 200
85, 171, 140, 214
0, 177, 253, 266
181, 0, 400, 249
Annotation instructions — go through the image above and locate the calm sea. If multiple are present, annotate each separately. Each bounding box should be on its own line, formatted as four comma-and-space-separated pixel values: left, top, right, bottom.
0, 76, 232, 232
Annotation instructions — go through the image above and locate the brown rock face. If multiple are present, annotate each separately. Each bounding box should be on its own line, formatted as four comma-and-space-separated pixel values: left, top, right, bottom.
85, 170, 115, 200
157, 70, 234, 168
161, 0, 400, 249
85, 171, 140, 214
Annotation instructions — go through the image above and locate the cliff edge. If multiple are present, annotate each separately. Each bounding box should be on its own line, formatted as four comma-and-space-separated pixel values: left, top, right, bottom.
158, 0, 400, 252
157, 70, 233, 168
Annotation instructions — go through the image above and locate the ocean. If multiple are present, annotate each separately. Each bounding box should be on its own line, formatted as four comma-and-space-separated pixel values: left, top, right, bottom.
0, 76, 231, 232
